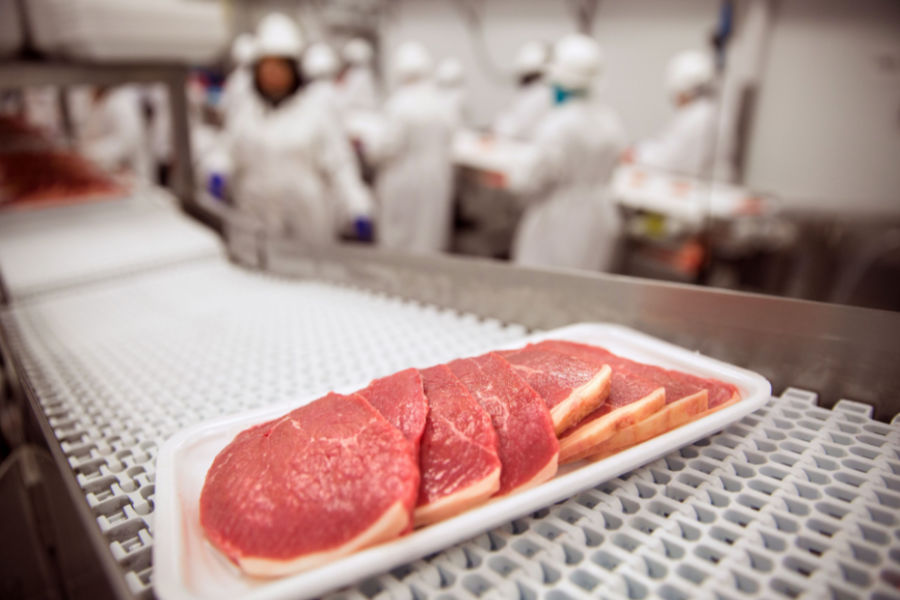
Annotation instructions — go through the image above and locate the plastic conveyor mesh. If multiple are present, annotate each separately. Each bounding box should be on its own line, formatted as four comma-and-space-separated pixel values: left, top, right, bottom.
326, 390, 900, 600
2, 259, 899, 600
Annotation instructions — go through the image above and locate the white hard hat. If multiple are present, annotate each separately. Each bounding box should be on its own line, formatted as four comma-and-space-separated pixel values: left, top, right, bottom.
666, 50, 714, 100
255, 13, 303, 58
344, 38, 373, 66
548, 34, 604, 91
514, 41, 549, 76
303, 43, 339, 80
436, 58, 464, 87
231, 33, 257, 67
393, 41, 433, 82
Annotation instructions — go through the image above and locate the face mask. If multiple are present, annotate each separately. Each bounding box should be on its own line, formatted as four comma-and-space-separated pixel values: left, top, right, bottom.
552, 84, 572, 105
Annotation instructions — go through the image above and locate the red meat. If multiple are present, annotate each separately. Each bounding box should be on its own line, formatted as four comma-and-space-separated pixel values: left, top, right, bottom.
498, 346, 611, 434
415, 365, 501, 526
199, 393, 418, 577
448, 352, 559, 496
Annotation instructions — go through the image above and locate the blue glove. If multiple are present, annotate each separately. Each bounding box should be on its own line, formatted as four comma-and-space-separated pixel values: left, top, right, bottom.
354, 217, 373, 242
207, 172, 226, 201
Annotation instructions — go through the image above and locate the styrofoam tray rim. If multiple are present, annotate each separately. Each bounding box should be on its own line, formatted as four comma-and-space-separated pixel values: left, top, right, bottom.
153, 322, 771, 600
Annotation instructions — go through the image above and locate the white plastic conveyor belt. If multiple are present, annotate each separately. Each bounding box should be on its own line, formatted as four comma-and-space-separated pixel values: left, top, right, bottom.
0, 189, 223, 302
1, 259, 899, 599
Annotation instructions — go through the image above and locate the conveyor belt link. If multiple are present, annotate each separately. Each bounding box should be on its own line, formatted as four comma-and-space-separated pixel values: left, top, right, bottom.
2, 260, 898, 599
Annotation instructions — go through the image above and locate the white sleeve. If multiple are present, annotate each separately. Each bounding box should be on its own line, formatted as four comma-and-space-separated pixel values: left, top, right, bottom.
362, 100, 405, 166
635, 105, 713, 176
316, 116, 373, 222
495, 85, 549, 141
505, 119, 566, 196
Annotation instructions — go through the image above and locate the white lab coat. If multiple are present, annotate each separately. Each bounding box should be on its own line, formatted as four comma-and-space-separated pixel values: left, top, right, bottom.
509, 97, 626, 271
230, 89, 372, 243
374, 80, 453, 253
220, 67, 254, 130
634, 96, 718, 179
341, 65, 378, 111
23, 86, 64, 139
494, 80, 553, 142
79, 86, 152, 181
305, 79, 344, 120
438, 87, 466, 131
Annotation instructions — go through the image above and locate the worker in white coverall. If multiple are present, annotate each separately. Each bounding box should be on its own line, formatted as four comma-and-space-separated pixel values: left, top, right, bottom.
341, 38, 379, 111
630, 50, 720, 179
79, 85, 153, 181
435, 57, 467, 130
229, 13, 372, 244
371, 42, 454, 253
302, 42, 343, 115
507, 34, 626, 271
494, 41, 553, 142
220, 33, 257, 130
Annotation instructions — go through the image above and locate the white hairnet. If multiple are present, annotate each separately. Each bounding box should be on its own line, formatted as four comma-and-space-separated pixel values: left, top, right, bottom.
393, 41, 433, 82
344, 38, 374, 66
303, 43, 340, 80
548, 34, 603, 91
255, 13, 303, 58
435, 58, 464, 87
666, 50, 715, 100
231, 33, 257, 66
515, 41, 549, 76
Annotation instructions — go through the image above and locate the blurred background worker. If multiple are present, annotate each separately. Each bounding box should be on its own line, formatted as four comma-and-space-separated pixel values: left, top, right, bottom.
21, 86, 65, 142
494, 41, 552, 141
630, 50, 720, 179
435, 57, 467, 130
507, 34, 626, 271
302, 42, 342, 110
79, 85, 152, 181
220, 33, 257, 130
341, 37, 379, 112
372, 42, 453, 253
142, 83, 173, 186
229, 13, 372, 244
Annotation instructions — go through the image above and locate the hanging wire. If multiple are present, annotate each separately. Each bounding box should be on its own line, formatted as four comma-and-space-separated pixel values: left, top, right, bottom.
451, 0, 507, 81
566, 0, 601, 35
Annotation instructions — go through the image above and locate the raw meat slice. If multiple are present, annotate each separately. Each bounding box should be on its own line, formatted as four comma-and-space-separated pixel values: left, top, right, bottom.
498, 347, 612, 434
357, 368, 428, 532
199, 393, 418, 577
694, 385, 742, 418
587, 387, 709, 461
448, 352, 559, 496
558, 371, 666, 464
540, 339, 740, 463
415, 365, 501, 526
357, 368, 428, 455
538, 340, 739, 410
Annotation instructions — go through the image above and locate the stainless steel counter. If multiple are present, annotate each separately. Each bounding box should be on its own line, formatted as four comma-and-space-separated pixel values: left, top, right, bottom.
265, 240, 900, 422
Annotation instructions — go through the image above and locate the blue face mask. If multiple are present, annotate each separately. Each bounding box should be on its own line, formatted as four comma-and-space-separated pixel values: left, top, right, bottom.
552, 84, 574, 105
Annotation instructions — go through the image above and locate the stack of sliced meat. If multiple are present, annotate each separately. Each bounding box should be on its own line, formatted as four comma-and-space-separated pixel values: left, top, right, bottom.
199, 340, 739, 578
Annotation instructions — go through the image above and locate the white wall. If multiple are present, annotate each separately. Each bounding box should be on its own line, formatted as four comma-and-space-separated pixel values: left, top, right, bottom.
379, 0, 719, 136
743, 0, 900, 210
379, 0, 572, 128
591, 0, 720, 140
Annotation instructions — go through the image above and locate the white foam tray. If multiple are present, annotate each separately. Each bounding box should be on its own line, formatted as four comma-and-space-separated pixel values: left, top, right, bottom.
153, 323, 771, 600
